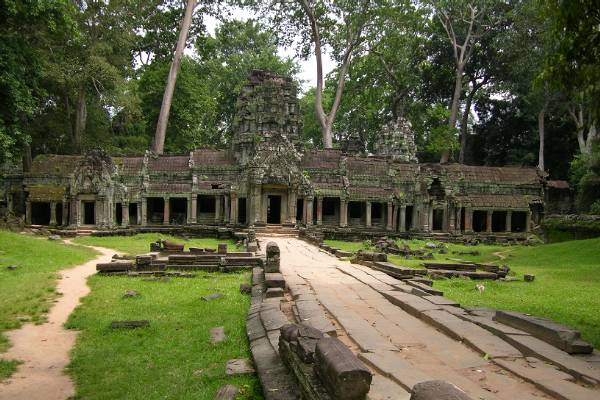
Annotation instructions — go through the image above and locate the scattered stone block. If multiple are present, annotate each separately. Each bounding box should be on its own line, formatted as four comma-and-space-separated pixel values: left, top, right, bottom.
315, 337, 372, 400
201, 293, 224, 301
410, 380, 473, 400
6, 265, 17, 270
265, 287, 284, 298
218, 243, 228, 254
214, 384, 239, 400
240, 283, 252, 294
48, 234, 61, 241
122, 290, 139, 298
225, 358, 255, 376
96, 261, 134, 272
265, 273, 285, 289
110, 320, 149, 329
335, 250, 353, 258
524, 274, 535, 282
210, 326, 226, 344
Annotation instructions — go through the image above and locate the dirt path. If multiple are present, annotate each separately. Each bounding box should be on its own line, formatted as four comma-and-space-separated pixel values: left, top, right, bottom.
0, 241, 114, 400
268, 237, 557, 400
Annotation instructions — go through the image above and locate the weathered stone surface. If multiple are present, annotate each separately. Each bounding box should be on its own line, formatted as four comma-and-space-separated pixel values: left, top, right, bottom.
225, 358, 255, 375
422, 262, 476, 272
96, 262, 134, 272
359, 351, 431, 392
6, 264, 18, 270
240, 283, 252, 294
524, 273, 535, 282
266, 242, 280, 258
422, 295, 459, 307
252, 267, 264, 286
405, 281, 443, 296
335, 250, 353, 258
201, 293, 224, 301
214, 384, 239, 400
122, 290, 139, 298
265, 273, 286, 289
494, 310, 593, 354
250, 335, 301, 400
48, 234, 61, 241
265, 287, 284, 298
218, 243, 228, 254
314, 337, 372, 400
260, 303, 289, 332
381, 291, 441, 317
210, 326, 226, 344
409, 380, 472, 400
110, 320, 149, 329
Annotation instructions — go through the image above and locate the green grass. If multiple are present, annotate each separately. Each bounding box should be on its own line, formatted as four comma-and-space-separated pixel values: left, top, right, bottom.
66, 272, 262, 400
74, 233, 238, 255
325, 237, 600, 348
0, 231, 98, 353
0, 359, 21, 379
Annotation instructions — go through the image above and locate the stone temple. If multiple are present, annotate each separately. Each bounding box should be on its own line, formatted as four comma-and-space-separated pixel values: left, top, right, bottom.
1, 70, 546, 238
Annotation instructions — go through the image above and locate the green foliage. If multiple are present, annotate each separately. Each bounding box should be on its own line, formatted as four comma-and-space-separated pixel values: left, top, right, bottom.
0, 359, 21, 381
569, 142, 600, 211
590, 201, 600, 215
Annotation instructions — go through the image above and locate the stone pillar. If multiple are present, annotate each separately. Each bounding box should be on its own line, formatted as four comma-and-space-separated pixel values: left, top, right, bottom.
386, 201, 393, 231
464, 207, 473, 232
506, 210, 512, 232
306, 196, 314, 226
340, 198, 348, 227
392, 204, 399, 231
122, 202, 129, 227
287, 190, 297, 224
223, 195, 230, 223
230, 193, 238, 224
253, 186, 261, 224
456, 207, 463, 233
486, 210, 493, 233
62, 200, 69, 226
447, 205, 455, 232
25, 200, 32, 225
137, 202, 142, 225
70, 198, 80, 227
420, 203, 430, 232
96, 198, 104, 227
411, 205, 418, 230
190, 194, 197, 224
399, 205, 406, 232
163, 197, 170, 225
49, 201, 57, 225
316, 196, 323, 226
428, 207, 434, 232
365, 201, 372, 227
215, 195, 222, 223
141, 197, 147, 226
526, 211, 532, 232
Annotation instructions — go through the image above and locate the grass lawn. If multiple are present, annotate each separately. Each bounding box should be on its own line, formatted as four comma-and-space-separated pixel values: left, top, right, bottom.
66, 271, 262, 400
74, 233, 238, 255
324, 237, 600, 348
0, 230, 98, 379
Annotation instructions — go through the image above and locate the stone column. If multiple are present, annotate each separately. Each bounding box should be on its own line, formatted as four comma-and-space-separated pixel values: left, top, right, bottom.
224, 195, 230, 223
428, 207, 434, 232
506, 210, 512, 232
392, 204, 399, 231
96, 198, 104, 227
464, 207, 473, 232
399, 205, 406, 232
486, 210, 493, 233
163, 197, 170, 225
340, 198, 348, 227
287, 190, 297, 224
253, 186, 261, 224
137, 202, 142, 225
62, 200, 69, 226
526, 211, 532, 232
49, 201, 57, 225
215, 195, 222, 223
365, 201, 372, 227
230, 193, 238, 224
301, 198, 307, 224
141, 197, 147, 226
447, 205, 455, 232
420, 203, 429, 232
411, 205, 418, 230
190, 194, 197, 224
456, 207, 463, 233
316, 196, 323, 226
306, 196, 314, 226
386, 201, 393, 231
25, 200, 32, 225
122, 202, 129, 227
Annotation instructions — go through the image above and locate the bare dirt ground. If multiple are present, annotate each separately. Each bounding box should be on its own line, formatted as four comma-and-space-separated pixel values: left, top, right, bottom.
0, 242, 113, 400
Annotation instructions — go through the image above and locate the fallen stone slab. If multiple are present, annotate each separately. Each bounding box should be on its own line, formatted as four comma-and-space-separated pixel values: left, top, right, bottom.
422, 295, 459, 307
6, 264, 18, 270
427, 270, 498, 280
265, 287, 284, 298
422, 262, 476, 271
110, 320, 149, 329
265, 273, 286, 289
122, 290, 139, 298
201, 293, 224, 301
218, 243, 228, 254
226, 358, 255, 375
315, 337, 372, 400
250, 336, 301, 400
380, 291, 441, 318
252, 267, 264, 286
335, 250, 353, 258
409, 380, 473, 400
494, 310, 593, 354
406, 281, 443, 296
210, 326, 226, 344
260, 303, 289, 332
295, 300, 337, 336
359, 351, 431, 392
214, 384, 239, 400
97, 261, 134, 272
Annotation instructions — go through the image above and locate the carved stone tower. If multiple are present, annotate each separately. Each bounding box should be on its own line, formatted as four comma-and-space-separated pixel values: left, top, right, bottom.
375, 117, 418, 163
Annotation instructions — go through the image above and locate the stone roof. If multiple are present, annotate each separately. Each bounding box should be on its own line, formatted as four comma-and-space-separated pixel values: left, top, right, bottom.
457, 194, 541, 209
441, 165, 541, 185
191, 149, 235, 166
147, 155, 190, 173
29, 155, 81, 176
147, 183, 192, 193
28, 184, 66, 201
301, 150, 342, 169
347, 157, 388, 176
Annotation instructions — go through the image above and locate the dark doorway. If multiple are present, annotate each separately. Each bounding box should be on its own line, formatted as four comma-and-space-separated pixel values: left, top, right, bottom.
322, 197, 338, 225
432, 209, 444, 231
147, 197, 164, 224
492, 211, 506, 232
405, 206, 413, 231
83, 201, 95, 225
459, 207, 466, 231
296, 198, 304, 223
267, 195, 281, 224
238, 198, 247, 224
56, 203, 63, 226
472, 210, 487, 232
372, 202, 383, 225
512, 211, 527, 232
115, 203, 123, 225
170, 198, 187, 225
31, 202, 51, 225
129, 203, 138, 224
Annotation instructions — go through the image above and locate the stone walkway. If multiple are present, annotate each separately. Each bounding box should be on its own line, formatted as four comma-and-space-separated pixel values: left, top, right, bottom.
0, 242, 114, 400
268, 237, 599, 400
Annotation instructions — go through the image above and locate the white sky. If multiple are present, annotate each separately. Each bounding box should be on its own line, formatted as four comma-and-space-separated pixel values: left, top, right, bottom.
202, 10, 335, 91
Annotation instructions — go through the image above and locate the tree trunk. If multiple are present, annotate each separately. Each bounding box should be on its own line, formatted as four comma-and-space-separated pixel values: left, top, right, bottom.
538, 107, 546, 171
459, 85, 476, 164
441, 68, 464, 163
151, 0, 196, 155
74, 86, 87, 154
22, 142, 32, 173
586, 123, 597, 155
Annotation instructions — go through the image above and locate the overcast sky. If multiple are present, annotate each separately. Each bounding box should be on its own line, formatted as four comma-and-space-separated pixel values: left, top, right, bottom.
202, 11, 334, 92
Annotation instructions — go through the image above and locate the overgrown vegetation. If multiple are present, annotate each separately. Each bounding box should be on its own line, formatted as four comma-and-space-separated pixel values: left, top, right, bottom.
325, 237, 600, 348
0, 230, 97, 380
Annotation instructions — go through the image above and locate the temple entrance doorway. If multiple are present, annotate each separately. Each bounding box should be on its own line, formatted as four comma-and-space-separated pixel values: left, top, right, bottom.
267, 195, 281, 224
83, 201, 95, 225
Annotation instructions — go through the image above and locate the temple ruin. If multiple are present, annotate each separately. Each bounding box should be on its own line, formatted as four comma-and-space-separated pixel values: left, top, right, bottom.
1, 70, 546, 238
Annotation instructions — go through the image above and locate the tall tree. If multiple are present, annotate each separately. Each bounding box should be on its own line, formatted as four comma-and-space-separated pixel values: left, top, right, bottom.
152, 0, 198, 155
